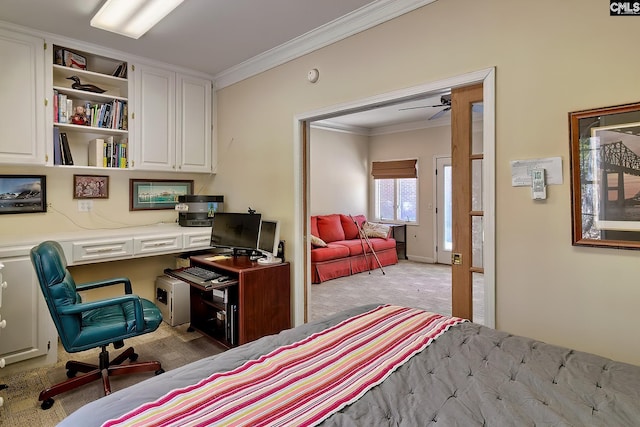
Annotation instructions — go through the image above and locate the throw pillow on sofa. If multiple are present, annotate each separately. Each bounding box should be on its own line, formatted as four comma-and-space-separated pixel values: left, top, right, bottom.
362, 222, 390, 239
310, 234, 328, 247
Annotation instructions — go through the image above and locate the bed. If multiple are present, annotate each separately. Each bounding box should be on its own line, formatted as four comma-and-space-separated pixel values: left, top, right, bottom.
60, 304, 640, 426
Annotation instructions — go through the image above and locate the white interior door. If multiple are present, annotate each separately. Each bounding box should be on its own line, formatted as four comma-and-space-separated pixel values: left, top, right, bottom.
436, 156, 452, 264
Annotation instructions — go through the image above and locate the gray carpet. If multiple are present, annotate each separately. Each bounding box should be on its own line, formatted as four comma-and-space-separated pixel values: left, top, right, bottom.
310, 260, 484, 324
0, 322, 223, 426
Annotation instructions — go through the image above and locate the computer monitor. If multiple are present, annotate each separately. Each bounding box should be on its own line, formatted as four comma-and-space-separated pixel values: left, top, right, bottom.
256, 219, 281, 264
210, 212, 262, 255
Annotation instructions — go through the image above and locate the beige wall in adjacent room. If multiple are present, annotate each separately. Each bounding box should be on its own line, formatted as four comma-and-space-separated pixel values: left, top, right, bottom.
309, 127, 369, 216
214, 0, 640, 365
369, 125, 451, 262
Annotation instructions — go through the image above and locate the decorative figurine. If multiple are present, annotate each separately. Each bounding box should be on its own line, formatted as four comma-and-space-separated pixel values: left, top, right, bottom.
71, 105, 88, 125
66, 75, 106, 93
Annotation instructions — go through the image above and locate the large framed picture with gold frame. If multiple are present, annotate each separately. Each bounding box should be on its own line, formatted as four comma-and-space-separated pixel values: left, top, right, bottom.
569, 101, 640, 249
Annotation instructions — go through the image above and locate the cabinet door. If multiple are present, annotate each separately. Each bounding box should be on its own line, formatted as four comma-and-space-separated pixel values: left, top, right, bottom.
134, 64, 175, 170
0, 29, 45, 165
0, 254, 56, 365
176, 74, 212, 172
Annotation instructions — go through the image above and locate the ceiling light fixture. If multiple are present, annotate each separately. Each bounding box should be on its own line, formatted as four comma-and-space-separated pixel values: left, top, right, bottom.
90, 0, 184, 39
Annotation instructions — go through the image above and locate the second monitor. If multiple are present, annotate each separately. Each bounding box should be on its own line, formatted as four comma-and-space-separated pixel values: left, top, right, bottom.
256, 219, 281, 264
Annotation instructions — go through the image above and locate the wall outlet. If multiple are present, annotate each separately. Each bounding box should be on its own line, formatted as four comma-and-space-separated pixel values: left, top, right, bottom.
77, 200, 93, 212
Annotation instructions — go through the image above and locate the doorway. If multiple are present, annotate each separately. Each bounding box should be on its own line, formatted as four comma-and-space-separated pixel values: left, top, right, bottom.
435, 156, 452, 265
293, 68, 496, 328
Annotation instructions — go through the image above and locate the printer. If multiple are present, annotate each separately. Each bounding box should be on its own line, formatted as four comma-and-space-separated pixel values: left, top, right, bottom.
176, 195, 224, 227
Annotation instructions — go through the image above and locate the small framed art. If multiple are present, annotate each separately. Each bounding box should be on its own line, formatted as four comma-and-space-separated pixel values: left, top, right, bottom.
73, 175, 109, 199
0, 175, 47, 214
130, 179, 193, 211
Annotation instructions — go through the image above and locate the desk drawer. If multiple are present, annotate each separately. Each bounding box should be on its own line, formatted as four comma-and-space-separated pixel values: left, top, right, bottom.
72, 238, 134, 263
134, 234, 182, 255
183, 231, 211, 250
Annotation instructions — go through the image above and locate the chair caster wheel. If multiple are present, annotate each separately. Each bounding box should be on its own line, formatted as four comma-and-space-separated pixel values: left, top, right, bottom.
41, 398, 55, 410
155, 368, 165, 375
129, 353, 139, 362
66, 369, 77, 378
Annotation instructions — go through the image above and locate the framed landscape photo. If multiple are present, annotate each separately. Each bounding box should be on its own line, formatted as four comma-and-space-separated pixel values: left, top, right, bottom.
130, 179, 193, 211
74, 175, 109, 199
569, 101, 640, 249
0, 175, 47, 214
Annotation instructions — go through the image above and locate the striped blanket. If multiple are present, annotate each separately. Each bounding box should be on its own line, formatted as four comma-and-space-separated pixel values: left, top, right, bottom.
103, 305, 465, 427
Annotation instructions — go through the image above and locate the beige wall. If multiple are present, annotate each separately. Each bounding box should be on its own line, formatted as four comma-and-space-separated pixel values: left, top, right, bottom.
370, 125, 451, 262
309, 127, 369, 216
214, 0, 640, 365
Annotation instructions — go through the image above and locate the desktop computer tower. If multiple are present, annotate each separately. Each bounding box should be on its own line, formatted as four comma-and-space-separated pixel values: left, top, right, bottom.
155, 275, 190, 326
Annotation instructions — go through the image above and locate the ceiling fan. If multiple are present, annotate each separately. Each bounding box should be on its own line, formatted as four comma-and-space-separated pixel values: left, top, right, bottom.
399, 94, 483, 120
399, 94, 452, 120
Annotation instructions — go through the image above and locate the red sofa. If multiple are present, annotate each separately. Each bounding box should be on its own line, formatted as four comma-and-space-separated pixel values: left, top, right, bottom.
311, 214, 398, 283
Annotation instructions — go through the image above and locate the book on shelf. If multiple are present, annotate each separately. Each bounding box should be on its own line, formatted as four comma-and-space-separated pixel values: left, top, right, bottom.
53, 90, 59, 124
58, 93, 68, 123
111, 62, 127, 78
88, 138, 105, 167
53, 127, 62, 165
59, 132, 74, 165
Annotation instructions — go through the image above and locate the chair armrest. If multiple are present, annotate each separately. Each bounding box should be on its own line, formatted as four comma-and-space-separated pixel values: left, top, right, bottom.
76, 277, 133, 294
59, 295, 145, 331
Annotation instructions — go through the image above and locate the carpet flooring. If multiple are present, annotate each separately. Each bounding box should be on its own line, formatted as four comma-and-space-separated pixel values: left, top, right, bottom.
309, 260, 484, 324
0, 322, 223, 426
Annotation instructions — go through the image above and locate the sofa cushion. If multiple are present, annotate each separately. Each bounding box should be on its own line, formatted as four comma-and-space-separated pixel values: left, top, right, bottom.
310, 216, 319, 238
340, 214, 366, 240
310, 244, 350, 262
331, 239, 366, 256
369, 237, 397, 251
316, 214, 345, 243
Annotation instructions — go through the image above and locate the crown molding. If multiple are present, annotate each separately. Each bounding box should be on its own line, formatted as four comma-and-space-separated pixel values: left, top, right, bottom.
214, 0, 437, 89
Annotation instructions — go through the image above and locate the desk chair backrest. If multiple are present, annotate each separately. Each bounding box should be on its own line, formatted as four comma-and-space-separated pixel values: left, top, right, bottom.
30, 241, 83, 350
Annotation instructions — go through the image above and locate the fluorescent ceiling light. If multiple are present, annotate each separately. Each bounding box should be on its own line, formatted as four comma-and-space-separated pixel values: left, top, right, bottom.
91, 0, 184, 39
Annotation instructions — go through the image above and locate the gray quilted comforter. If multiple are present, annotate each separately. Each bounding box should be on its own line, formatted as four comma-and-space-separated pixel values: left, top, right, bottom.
60, 305, 640, 426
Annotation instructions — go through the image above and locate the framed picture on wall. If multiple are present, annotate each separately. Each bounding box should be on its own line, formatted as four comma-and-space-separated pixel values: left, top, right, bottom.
130, 179, 194, 211
0, 175, 47, 214
73, 175, 109, 199
569, 101, 640, 249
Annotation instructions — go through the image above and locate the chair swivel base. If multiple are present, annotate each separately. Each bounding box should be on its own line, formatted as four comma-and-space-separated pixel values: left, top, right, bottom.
39, 346, 164, 410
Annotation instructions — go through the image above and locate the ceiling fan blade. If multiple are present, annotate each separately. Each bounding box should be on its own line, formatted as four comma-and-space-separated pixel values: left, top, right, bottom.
399, 104, 444, 111
429, 107, 451, 120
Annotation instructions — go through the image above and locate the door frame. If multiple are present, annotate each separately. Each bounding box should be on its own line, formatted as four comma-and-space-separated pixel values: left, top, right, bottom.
293, 67, 496, 328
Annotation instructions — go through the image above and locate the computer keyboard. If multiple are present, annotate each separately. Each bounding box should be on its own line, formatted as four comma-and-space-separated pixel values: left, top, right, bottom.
183, 266, 221, 281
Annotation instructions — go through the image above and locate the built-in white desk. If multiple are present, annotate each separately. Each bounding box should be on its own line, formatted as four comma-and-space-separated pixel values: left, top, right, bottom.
0, 223, 212, 368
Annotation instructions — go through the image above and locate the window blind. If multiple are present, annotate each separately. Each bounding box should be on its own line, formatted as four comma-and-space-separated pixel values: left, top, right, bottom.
371, 159, 417, 179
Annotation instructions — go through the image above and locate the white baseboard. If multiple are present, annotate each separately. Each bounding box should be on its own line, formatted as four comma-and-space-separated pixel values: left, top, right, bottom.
406, 255, 434, 264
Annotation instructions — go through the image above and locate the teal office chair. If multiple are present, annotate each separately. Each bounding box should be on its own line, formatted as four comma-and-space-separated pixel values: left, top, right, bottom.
30, 241, 164, 410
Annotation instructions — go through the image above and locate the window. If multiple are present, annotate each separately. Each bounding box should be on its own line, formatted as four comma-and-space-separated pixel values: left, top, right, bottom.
372, 159, 418, 223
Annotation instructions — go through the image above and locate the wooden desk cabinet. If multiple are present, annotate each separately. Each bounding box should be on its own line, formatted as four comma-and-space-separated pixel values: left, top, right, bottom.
185, 255, 290, 347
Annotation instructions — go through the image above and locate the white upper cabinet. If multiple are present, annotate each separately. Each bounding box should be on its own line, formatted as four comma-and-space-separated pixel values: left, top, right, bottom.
0, 28, 46, 165
133, 64, 212, 172
176, 74, 212, 172
133, 65, 175, 170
